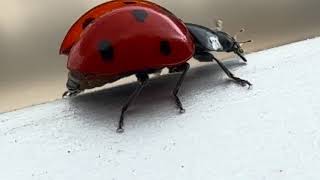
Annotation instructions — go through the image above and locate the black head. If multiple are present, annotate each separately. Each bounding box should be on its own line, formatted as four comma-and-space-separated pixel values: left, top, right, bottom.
215, 31, 240, 52
185, 23, 251, 62
214, 30, 252, 62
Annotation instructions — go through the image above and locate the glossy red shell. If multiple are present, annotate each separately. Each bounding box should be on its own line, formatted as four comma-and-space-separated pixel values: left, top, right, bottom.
61, 0, 195, 76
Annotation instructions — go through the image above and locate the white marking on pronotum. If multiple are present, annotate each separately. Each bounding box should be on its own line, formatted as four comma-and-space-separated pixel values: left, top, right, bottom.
209, 35, 223, 51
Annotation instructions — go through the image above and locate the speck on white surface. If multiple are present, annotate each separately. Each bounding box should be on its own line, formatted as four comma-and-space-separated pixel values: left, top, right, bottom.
1, 38, 320, 180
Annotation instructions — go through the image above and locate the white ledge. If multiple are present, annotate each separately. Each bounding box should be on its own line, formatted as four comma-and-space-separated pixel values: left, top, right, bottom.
1, 38, 320, 179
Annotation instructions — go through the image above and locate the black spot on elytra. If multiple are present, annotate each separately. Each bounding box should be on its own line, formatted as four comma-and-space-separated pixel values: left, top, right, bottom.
123, 1, 136, 5
132, 9, 148, 22
98, 40, 114, 61
82, 17, 95, 29
160, 40, 171, 56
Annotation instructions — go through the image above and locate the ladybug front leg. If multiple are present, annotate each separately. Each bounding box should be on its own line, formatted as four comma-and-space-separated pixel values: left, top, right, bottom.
194, 52, 252, 87
117, 73, 149, 133
211, 55, 252, 88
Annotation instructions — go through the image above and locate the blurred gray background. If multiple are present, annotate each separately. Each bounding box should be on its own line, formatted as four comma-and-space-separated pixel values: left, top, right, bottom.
1, 0, 320, 112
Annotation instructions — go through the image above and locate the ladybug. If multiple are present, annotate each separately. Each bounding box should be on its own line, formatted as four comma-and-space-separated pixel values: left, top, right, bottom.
60, 0, 252, 133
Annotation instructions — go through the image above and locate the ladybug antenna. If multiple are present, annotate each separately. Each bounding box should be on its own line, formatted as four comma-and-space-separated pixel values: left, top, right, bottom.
239, 40, 253, 46
215, 19, 223, 31
233, 28, 245, 40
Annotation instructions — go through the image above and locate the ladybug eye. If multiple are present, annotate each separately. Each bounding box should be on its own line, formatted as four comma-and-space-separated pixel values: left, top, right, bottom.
98, 40, 114, 61
82, 17, 95, 29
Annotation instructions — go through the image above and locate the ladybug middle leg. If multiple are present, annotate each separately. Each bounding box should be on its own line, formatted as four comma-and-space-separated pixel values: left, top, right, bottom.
169, 63, 190, 113
117, 73, 149, 133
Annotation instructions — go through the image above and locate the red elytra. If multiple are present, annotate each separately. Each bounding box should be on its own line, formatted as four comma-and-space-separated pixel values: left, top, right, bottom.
60, 0, 194, 76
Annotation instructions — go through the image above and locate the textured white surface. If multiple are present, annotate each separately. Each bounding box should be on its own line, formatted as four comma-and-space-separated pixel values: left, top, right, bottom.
1, 38, 320, 180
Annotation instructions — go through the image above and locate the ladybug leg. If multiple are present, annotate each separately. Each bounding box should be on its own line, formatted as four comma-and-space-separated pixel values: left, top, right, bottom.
211, 56, 252, 88
195, 52, 252, 88
235, 51, 248, 62
172, 63, 190, 113
117, 73, 149, 133
62, 90, 82, 98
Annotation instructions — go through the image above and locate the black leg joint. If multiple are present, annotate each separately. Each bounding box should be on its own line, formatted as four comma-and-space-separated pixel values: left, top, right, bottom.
136, 73, 149, 82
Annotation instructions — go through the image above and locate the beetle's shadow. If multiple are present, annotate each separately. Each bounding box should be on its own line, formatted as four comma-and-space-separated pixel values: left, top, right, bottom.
68, 60, 247, 131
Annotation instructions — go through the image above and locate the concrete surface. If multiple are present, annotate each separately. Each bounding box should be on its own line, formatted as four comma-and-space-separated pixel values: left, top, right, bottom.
1, 38, 320, 180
